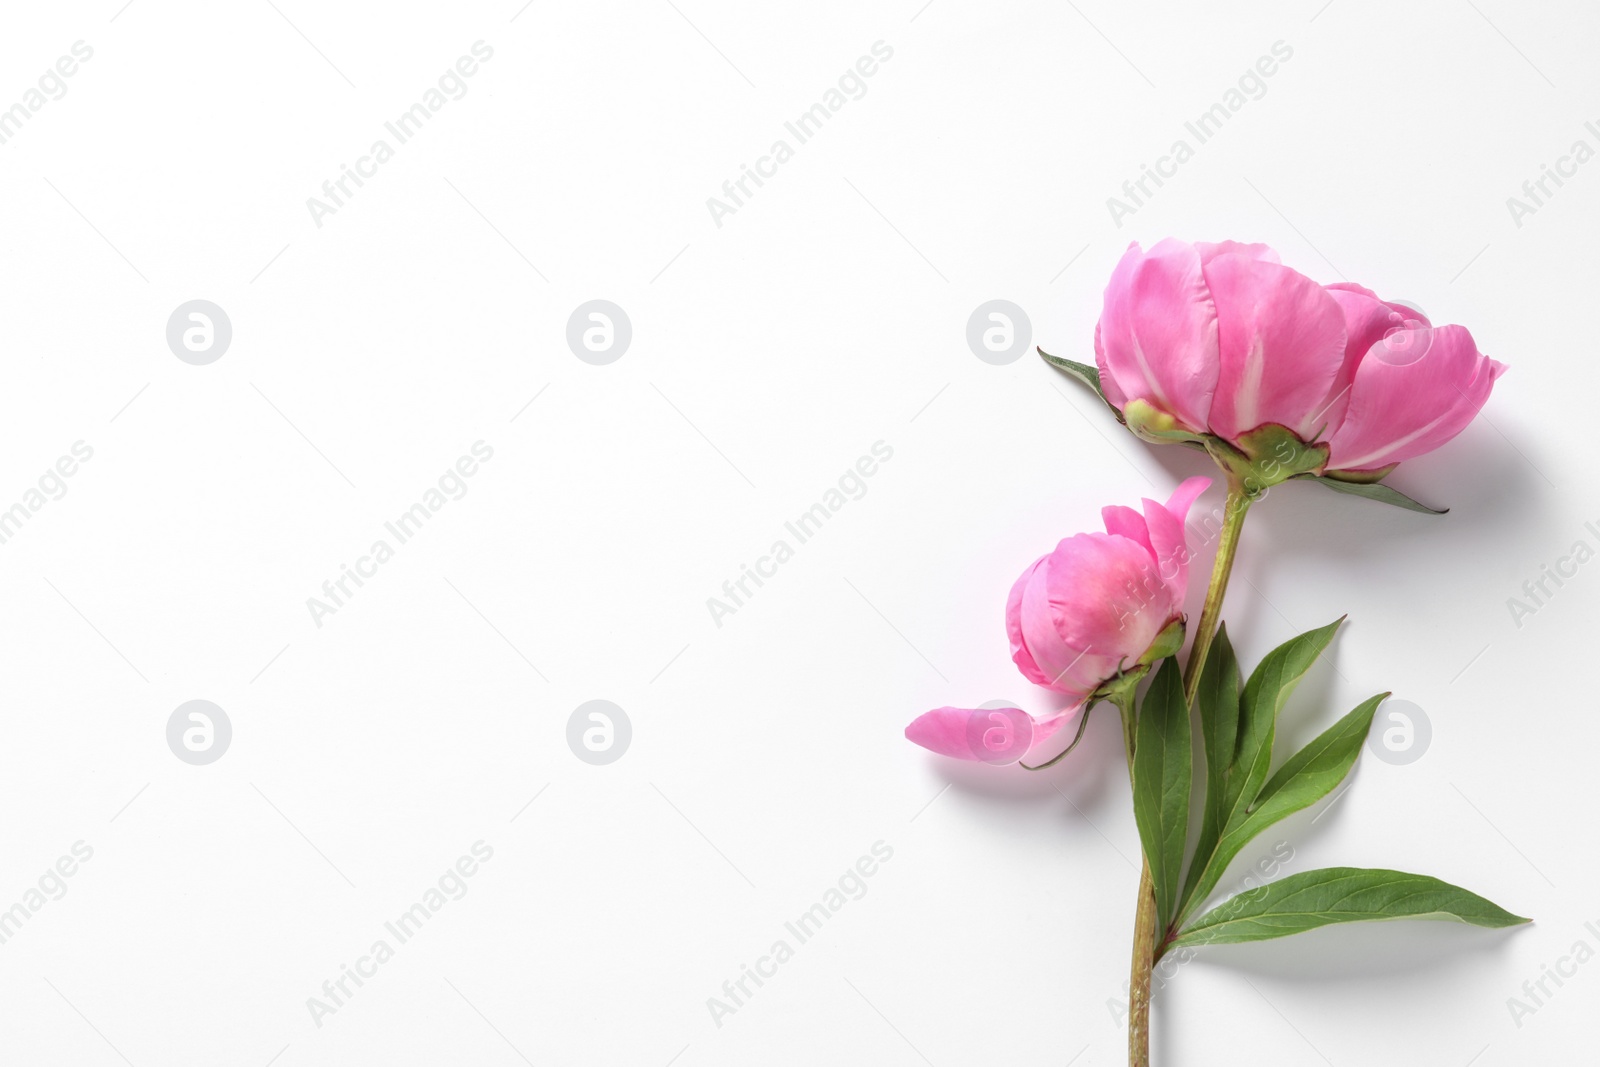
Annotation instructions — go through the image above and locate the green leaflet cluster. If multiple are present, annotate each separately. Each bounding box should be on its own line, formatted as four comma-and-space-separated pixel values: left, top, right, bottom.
1128, 624, 1527, 954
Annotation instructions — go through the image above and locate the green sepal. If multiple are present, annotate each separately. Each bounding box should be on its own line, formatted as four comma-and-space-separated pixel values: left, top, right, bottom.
1205, 424, 1329, 496
1123, 399, 1210, 447
1301, 474, 1447, 514
1036, 348, 1107, 400
1320, 463, 1397, 484
1019, 704, 1095, 771
1036, 347, 1137, 432
1137, 618, 1185, 668
1092, 664, 1149, 707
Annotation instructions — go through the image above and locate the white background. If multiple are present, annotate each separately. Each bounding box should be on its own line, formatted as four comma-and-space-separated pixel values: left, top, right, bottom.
0, 1, 1594, 1064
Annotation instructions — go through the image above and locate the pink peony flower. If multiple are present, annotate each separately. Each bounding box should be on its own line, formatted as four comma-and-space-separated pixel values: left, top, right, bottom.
1093, 239, 1505, 478
905, 476, 1209, 764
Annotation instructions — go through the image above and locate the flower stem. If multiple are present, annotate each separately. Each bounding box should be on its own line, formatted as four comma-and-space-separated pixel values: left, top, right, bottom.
1113, 689, 1157, 1067
1127, 858, 1158, 1067
1126, 477, 1254, 1067
1182, 477, 1253, 705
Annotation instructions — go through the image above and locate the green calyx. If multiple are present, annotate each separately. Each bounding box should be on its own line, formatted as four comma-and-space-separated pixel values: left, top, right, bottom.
1204, 424, 1330, 497
1137, 617, 1186, 668
1093, 665, 1148, 709
1087, 618, 1186, 706
1021, 620, 1184, 772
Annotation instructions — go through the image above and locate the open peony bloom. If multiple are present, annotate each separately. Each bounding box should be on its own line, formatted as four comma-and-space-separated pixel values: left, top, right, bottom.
1094, 239, 1505, 482
905, 476, 1209, 764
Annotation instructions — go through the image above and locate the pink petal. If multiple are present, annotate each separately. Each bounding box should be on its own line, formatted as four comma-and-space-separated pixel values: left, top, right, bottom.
1196, 241, 1279, 265
1325, 281, 1378, 301
1100, 504, 1153, 556
1030, 707, 1073, 748
1202, 255, 1348, 441
1093, 319, 1129, 409
1096, 240, 1220, 433
1321, 286, 1407, 434
1043, 532, 1173, 682
1142, 476, 1210, 605
1326, 325, 1506, 471
1327, 282, 1431, 326
1389, 302, 1431, 327
1163, 475, 1211, 525
1020, 553, 1111, 695
905, 705, 1073, 765
1006, 556, 1052, 689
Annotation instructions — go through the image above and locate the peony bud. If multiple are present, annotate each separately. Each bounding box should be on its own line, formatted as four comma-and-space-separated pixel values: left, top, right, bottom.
905, 477, 1208, 764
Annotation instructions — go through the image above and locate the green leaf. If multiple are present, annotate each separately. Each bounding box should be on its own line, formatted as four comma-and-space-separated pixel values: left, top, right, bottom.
1180, 626, 1242, 915
1036, 347, 1104, 397
1179, 693, 1383, 924
1247, 692, 1383, 825
1036, 347, 1132, 427
1132, 658, 1190, 929
1174, 619, 1344, 925
1230, 618, 1344, 819
1170, 867, 1529, 948
1303, 474, 1447, 515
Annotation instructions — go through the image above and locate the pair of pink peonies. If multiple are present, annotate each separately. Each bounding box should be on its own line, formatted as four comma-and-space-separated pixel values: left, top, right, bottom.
907, 239, 1505, 763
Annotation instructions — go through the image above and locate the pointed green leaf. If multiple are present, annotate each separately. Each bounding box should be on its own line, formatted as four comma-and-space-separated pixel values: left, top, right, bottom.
1246, 692, 1383, 824
1036, 347, 1133, 427
1178, 693, 1383, 924
1170, 867, 1529, 948
1197, 625, 1242, 834
1174, 619, 1344, 925
1036, 347, 1104, 396
1305, 475, 1447, 515
1179, 626, 1241, 914
1132, 658, 1190, 928
1228, 618, 1344, 821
